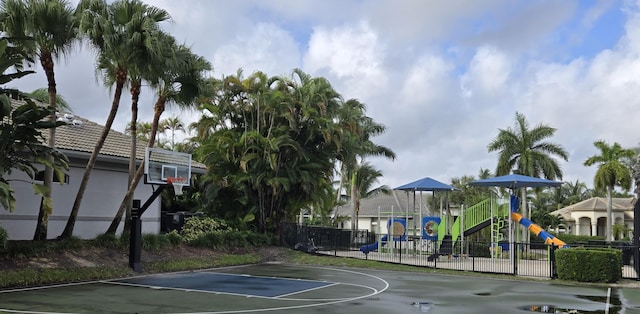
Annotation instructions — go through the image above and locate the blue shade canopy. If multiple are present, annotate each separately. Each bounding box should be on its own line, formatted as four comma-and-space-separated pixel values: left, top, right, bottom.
394, 177, 460, 191
468, 174, 562, 189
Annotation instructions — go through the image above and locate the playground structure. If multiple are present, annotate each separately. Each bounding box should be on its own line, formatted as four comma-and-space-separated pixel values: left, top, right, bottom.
360, 194, 567, 258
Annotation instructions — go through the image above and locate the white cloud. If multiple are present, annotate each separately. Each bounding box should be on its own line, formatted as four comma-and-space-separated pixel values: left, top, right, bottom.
304, 21, 387, 98
212, 23, 301, 77
11, 0, 640, 192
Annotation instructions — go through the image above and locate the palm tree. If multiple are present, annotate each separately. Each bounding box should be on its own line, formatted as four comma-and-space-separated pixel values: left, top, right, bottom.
1, 0, 78, 240
584, 140, 635, 241
28, 88, 71, 112
124, 121, 152, 143
160, 116, 185, 151
59, 0, 170, 239
333, 98, 395, 231
488, 112, 568, 242
346, 162, 391, 230
106, 38, 210, 235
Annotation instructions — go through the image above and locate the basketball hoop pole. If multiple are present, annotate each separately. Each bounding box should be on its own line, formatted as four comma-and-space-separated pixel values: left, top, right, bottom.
129, 185, 166, 272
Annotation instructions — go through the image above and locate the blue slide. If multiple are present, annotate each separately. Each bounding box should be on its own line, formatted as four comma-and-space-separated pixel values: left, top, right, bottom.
360, 235, 388, 254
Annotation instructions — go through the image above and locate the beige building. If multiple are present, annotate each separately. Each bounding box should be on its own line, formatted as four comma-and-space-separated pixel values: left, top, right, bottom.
551, 197, 635, 238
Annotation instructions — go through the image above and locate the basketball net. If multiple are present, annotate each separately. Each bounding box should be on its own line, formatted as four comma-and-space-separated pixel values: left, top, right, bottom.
167, 177, 187, 196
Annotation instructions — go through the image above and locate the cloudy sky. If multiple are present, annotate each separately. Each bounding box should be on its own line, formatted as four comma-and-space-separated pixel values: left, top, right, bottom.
12, 0, 640, 190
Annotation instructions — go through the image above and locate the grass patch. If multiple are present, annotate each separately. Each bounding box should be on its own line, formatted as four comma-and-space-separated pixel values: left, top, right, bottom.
144, 254, 261, 273
0, 267, 133, 288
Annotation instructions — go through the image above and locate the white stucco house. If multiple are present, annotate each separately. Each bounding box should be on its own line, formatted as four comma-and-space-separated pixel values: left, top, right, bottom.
550, 197, 635, 238
1, 102, 205, 240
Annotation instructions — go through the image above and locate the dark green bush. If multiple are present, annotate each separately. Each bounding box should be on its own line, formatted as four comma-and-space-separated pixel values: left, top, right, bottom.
164, 230, 183, 246
54, 236, 85, 250
187, 230, 272, 249
469, 242, 490, 257
92, 233, 123, 249
556, 248, 621, 283
246, 232, 272, 246
189, 232, 223, 248
0, 226, 7, 251
5, 240, 51, 258
142, 233, 176, 251
181, 216, 231, 242
556, 234, 605, 245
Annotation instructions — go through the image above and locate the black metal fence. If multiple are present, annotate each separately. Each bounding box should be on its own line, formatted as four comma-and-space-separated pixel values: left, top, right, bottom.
281, 223, 639, 280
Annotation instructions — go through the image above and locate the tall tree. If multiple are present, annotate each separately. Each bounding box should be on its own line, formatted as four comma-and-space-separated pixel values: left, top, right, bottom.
196, 69, 348, 232
584, 140, 635, 241
28, 88, 71, 112
333, 98, 395, 231
160, 116, 185, 151
124, 121, 152, 142
0, 36, 68, 213
1, 0, 78, 240
488, 112, 568, 242
346, 162, 390, 230
59, 0, 170, 239
106, 37, 210, 235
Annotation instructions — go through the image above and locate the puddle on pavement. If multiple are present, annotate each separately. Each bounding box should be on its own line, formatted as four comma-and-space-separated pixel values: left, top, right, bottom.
411, 301, 432, 313
520, 304, 621, 313
521, 289, 622, 314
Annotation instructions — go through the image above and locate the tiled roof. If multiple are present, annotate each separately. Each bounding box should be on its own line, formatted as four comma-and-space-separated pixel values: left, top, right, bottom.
10, 98, 206, 169
551, 197, 636, 221
335, 191, 437, 217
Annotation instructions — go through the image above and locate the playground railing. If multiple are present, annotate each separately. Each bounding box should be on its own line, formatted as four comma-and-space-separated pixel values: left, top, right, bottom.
281, 223, 640, 280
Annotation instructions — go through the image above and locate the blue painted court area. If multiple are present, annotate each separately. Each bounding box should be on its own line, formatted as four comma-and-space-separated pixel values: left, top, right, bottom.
114, 271, 332, 297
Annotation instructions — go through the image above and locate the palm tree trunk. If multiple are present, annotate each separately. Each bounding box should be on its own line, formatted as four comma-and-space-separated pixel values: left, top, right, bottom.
106, 96, 166, 235
350, 171, 357, 231
123, 82, 141, 234
34, 52, 57, 241
59, 68, 127, 239
607, 186, 613, 241
521, 187, 528, 244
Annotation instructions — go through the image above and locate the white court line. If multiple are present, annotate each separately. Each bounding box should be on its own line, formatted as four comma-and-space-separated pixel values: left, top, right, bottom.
275, 282, 339, 298
200, 270, 332, 284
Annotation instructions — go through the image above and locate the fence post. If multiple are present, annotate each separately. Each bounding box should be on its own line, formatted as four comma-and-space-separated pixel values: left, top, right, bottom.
512, 241, 518, 276
334, 228, 338, 257
550, 245, 558, 279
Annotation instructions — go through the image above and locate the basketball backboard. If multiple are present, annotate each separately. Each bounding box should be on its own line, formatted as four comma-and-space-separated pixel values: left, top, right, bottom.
144, 147, 192, 186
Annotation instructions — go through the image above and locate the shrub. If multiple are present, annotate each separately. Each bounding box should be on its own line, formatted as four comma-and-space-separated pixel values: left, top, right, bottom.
556, 247, 621, 283
469, 242, 490, 257
93, 233, 122, 249
556, 234, 605, 245
142, 233, 175, 251
246, 232, 272, 246
181, 216, 230, 242
54, 236, 85, 250
0, 226, 7, 251
163, 230, 183, 246
189, 232, 223, 248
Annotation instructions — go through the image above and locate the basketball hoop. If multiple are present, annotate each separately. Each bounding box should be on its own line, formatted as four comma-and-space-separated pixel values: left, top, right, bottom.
166, 177, 188, 196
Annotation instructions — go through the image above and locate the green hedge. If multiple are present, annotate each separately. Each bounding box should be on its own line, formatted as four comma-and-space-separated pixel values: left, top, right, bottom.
188, 230, 272, 249
555, 234, 605, 245
0, 226, 7, 251
556, 248, 621, 283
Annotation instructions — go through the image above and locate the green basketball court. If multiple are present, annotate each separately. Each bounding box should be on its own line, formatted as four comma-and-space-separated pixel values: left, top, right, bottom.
0, 263, 639, 313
